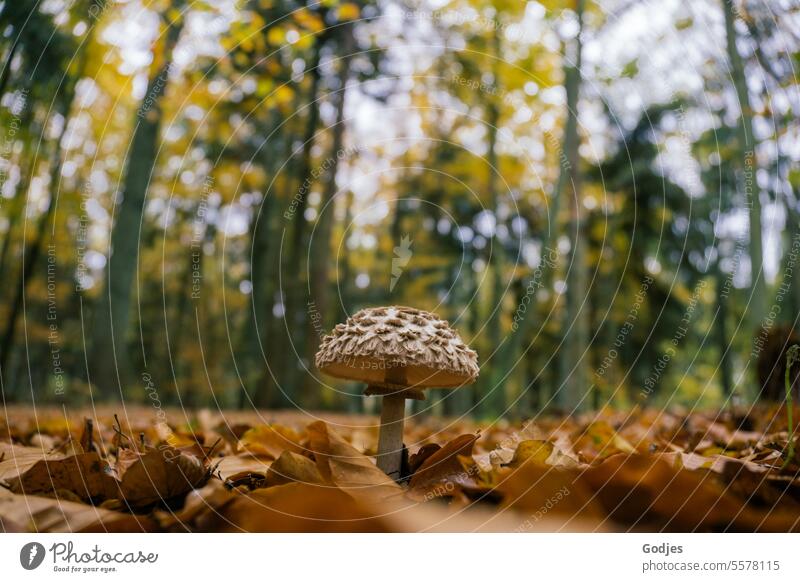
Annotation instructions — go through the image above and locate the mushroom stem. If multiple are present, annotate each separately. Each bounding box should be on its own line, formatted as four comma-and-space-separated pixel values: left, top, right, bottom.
375, 392, 406, 479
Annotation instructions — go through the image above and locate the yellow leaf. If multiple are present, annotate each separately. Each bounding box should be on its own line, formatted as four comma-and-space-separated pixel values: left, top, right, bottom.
511, 440, 554, 466
337, 2, 361, 21
576, 421, 637, 461
239, 424, 304, 460
267, 27, 285, 46
265, 451, 324, 487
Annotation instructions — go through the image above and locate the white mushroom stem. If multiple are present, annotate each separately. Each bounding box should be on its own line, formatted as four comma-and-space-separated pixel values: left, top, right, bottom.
375, 392, 405, 479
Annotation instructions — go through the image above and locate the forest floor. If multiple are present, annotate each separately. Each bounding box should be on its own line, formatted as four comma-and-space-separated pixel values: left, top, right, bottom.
1, 404, 800, 532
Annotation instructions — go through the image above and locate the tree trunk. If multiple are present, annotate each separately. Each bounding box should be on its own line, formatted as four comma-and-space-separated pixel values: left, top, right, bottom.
722, 0, 766, 329
0, 116, 64, 384
171, 199, 217, 406
246, 175, 278, 408
479, 27, 507, 417
0, 38, 20, 100
714, 264, 734, 397
90, 11, 184, 398
786, 196, 800, 329
247, 117, 300, 409
308, 30, 352, 375
337, 186, 354, 323
557, 0, 589, 414
271, 41, 323, 406
0, 104, 36, 284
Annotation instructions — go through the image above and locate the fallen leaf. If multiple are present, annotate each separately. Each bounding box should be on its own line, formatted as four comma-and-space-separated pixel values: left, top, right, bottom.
265, 451, 323, 487
307, 421, 402, 502
0, 442, 64, 483
575, 421, 637, 461
188, 482, 394, 532
578, 454, 800, 532
238, 424, 304, 459
215, 454, 270, 481
6, 453, 118, 502
409, 433, 480, 500
510, 440, 554, 467
116, 445, 211, 508
0, 488, 154, 533
408, 443, 441, 474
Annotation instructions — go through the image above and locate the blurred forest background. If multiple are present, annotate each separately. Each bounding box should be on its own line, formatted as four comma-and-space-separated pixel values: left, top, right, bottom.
0, 0, 799, 419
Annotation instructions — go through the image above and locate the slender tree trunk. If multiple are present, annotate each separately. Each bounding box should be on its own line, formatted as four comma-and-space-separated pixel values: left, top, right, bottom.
0, 39, 20, 100
0, 105, 36, 284
90, 11, 185, 398
787, 197, 800, 328
273, 41, 323, 406
0, 22, 98, 393
0, 115, 64, 383
0, 30, 88, 387
714, 263, 734, 396
557, 0, 589, 414
388, 161, 412, 299
289, 43, 323, 255
171, 199, 217, 406
337, 186, 354, 323
309, 31, 352, 370
478, 27, 508, 417
247, 177, 277, 408
722, 0, 766, 329
247, 121, 298, 409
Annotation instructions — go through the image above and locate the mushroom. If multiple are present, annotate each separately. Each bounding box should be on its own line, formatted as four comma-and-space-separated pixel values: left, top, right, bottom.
315, 306, 479, 479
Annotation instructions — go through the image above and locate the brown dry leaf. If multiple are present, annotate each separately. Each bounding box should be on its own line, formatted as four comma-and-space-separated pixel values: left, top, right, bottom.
187, 482, 394, 532
116, 445, 210, 508
574, 421, 637, 461
6, 453, 118, 502
153, 480, 230, 531
215, 454, 270, 482
408, 443, 441, 474
213, 422, 253, 448
265, 451, 323, 487
163, 479, 531, 532
409, 433, 480, 500
238, 424, 304, 459
717, 458, 800, 509
494, 462, 606, 531
694, 419, 763, 451
0, 488, 154, 533
660, 451, 768, 474
578, 454, 800, 532
0, 442, 64, 483
307, 421, 402, 502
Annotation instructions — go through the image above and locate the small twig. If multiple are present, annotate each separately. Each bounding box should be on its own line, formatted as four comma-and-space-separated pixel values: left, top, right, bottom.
80, 418, 94, 453
112, 414, 133, 448
204, 437, 222, 461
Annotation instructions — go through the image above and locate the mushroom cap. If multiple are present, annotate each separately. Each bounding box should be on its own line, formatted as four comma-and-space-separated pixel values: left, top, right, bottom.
315, 306, 479, 391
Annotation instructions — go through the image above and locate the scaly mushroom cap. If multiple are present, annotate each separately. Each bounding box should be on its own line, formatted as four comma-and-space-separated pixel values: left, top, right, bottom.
315, 306, 479, 392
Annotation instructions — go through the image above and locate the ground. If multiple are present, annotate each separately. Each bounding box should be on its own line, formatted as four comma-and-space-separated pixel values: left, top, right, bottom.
1, 404, 799, 532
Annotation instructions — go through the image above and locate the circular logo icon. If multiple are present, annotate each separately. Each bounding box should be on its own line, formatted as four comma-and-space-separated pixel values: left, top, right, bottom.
20, 542, 46, 570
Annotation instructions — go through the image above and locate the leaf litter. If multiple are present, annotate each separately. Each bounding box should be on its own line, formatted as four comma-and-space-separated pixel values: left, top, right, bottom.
1, 405, 800, 532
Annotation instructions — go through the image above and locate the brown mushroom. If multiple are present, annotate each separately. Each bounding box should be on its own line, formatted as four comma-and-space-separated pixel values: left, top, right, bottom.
315, 306, 479, 479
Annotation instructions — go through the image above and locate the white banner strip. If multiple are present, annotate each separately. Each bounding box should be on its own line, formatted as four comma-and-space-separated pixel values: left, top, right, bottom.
1, 533, 797, 581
